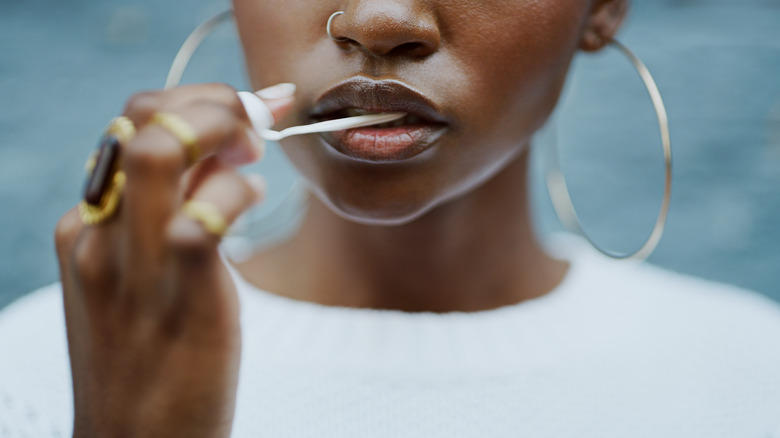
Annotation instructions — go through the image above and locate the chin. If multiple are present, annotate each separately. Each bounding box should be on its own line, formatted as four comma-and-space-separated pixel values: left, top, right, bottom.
313, 185, 441, 227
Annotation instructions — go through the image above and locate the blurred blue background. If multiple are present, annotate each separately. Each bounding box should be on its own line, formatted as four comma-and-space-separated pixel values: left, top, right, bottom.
1, 0, 779, 309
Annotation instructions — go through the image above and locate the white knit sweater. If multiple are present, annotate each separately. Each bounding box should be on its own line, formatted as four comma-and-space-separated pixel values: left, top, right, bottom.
2, 239, 780, 437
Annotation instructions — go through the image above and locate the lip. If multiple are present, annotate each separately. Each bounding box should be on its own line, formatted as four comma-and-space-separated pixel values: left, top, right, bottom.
311, 78, 449, 162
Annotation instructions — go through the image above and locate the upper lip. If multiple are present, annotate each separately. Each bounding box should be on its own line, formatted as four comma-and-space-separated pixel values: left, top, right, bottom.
310, 77, 449, 125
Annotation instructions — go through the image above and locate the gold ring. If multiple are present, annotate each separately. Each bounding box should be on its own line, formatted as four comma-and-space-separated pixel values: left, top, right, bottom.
79, 171, 127, 225
150, 112, 201, 165
79, 116, 135, 225
182, 200, 228, 236
108, 116, 136, 143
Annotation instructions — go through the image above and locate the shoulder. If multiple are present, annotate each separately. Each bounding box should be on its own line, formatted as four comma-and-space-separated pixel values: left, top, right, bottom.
0, 284, 73, 435
554, 232, 780, 339
632, 263, 780, 378
575, 243, 780, 348
557, 234, 780, 367
589, 251, 780, 390
631, 261, 780, 337
561, 247, 780, 431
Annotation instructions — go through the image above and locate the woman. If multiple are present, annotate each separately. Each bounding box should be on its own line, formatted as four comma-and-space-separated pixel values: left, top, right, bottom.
1, 0, 779, 436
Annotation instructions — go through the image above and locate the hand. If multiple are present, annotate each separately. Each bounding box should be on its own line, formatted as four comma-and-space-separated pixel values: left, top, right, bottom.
54, 83, 294, 438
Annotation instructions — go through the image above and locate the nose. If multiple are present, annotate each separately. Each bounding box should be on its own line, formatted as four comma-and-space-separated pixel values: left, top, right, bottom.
329, 2, 441, 58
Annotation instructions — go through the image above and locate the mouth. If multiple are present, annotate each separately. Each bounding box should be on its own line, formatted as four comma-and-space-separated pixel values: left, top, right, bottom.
310, 78, 449, 162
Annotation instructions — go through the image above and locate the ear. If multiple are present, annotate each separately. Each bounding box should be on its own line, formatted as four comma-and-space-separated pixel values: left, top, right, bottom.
580, 0, 629, 52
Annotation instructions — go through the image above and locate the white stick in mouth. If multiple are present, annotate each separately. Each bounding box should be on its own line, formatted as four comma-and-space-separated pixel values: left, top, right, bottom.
260, 113, 406, 141
238, 91, 405, 142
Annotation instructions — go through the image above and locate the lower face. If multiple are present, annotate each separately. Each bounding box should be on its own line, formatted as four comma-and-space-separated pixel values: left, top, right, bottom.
233, 0, 591, 225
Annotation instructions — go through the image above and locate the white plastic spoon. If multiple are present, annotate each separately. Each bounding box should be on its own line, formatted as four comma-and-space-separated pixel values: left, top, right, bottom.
238, 91, 405, 142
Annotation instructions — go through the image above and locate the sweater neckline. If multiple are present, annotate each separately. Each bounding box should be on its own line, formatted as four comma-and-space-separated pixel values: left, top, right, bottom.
225, 235, 643, 375
226, 233, 595, 320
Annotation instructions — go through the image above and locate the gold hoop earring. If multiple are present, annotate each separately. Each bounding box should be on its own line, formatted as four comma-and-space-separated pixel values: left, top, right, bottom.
544, 39, 673, 261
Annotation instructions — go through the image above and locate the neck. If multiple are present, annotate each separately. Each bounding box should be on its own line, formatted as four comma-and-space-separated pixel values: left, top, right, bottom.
236, 149, 568, 312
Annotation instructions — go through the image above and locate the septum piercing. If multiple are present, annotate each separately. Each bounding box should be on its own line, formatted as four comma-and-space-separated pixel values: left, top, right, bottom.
327, 11, 348, 42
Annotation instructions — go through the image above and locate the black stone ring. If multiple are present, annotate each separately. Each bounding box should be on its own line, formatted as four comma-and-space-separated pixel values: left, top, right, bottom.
78, 117, 135, 225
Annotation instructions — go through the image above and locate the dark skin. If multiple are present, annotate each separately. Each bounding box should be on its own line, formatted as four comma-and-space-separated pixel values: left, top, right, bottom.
234, 0, 626, 311
54, 0, 626, 435
239, 152, 566, 312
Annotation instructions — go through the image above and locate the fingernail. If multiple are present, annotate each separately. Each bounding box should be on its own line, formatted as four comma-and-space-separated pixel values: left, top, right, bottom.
245, 173, 267, 203
255, 83, 296, 100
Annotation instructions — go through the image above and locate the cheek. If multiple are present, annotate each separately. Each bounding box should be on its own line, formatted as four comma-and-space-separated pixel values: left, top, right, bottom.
232, 1, 330, 89
230, 0, 590, 225
450, 1, 587, 140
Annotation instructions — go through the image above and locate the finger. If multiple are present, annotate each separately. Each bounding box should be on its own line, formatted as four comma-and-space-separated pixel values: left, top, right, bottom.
117, 83, 293, 295
215, 126, 264, 167
120, 101, 245, 287
55, 208, 94, 365
122, 83, 244, 128
55, 208, 85, 304
122, 83, 295, 167
166, 168, 265, 309
55, 207, 84, 269
55, 207, 117, 308
182, 165, 266, 240
181, 155, 245, 201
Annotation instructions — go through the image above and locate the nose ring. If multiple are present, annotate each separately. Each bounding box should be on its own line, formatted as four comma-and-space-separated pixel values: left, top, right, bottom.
327, 11, 348, 42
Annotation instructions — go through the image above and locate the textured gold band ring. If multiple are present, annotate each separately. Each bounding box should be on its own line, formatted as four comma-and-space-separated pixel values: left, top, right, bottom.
150, 112, 201, 165
182, 200, 229, 237
79, 116, 136, 225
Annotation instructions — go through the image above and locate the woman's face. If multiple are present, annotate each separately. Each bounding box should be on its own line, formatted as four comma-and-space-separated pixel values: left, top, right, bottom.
234, 0, 603, 225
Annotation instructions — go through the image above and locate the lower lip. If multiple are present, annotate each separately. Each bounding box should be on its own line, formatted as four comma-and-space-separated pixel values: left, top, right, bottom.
321, 123, 446, 162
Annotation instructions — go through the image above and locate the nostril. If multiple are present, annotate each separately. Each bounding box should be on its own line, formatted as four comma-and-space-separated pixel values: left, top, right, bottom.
388, 42, 430, 57
331, 6, 441, 59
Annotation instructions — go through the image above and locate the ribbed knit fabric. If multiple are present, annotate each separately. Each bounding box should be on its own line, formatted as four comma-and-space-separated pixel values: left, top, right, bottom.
2, 237, 780, 437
